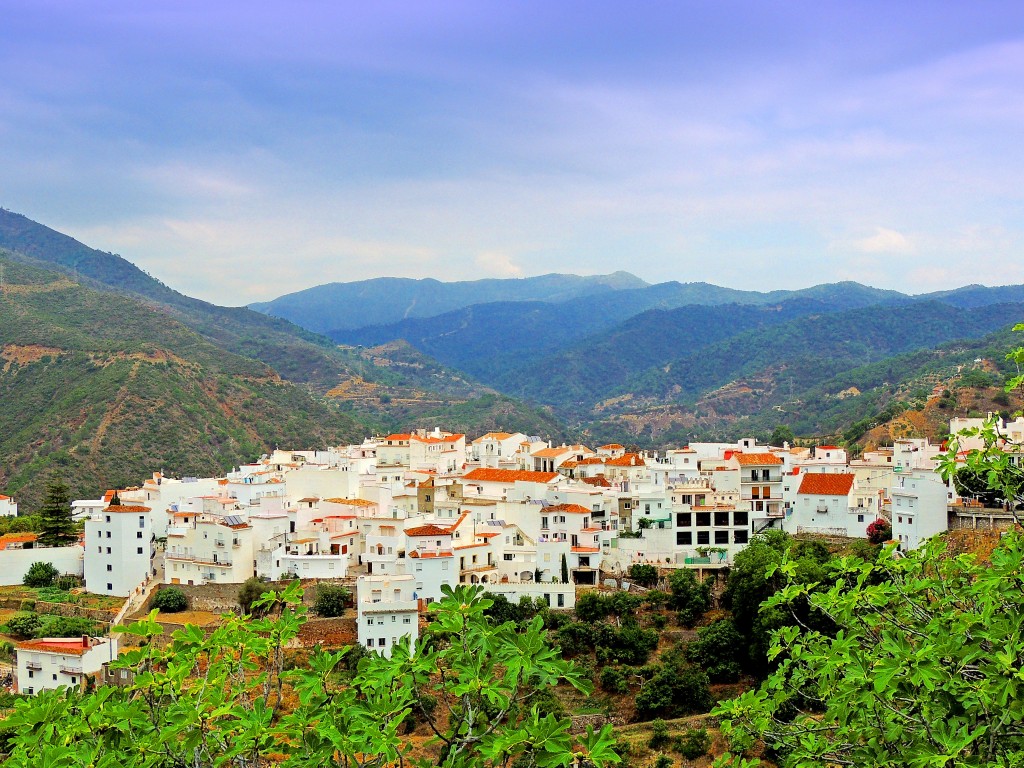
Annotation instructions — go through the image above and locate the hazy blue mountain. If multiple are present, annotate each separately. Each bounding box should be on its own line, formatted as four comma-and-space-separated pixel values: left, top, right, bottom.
918, 283, 1024, 309
250, 272, 649, 332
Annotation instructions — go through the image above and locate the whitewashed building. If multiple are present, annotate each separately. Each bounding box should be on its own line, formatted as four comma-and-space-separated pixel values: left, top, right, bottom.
84, 504, 155, 596
356, 573, 419, 657
16, 636, 118, 695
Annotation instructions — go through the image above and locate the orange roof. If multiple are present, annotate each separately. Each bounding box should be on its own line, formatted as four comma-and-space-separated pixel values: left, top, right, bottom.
0, 494, 10, 501
0, 532, 38, 550
406, 524, 452, 537
472, 432, 513, 443
409, 550, 454, 558
606, 453, 645, 467
582, 476, 612, 488
383, 433, 411, 442
734, 452, 783, 466
297, 497, 320, 503
571, 546, 601, 553
105, 504, 151, 513
411, 433, 464, 444
476, 531, 500, 538
323, 498, 377, 507
599, 444, 625, 450
533, 447, 570, 459
16, 638, 94, 656
454, 542, 489, 550
462, 468, 559, 483
544, 503, 591, 514
798, 473, 856, 496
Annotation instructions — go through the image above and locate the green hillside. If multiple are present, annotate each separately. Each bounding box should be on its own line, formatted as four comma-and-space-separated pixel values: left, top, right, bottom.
0, 257, 365, 509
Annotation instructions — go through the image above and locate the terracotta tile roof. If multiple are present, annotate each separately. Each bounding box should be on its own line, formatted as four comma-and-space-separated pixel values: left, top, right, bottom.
599, 444, 625, 450
105, 504, 151, 513
297, 497, 320, 503
453, 542, 489, 550
798, 473, 856, 496
16, 638, 96, 656
0, 494, 10, 501
544, 503, 591, 514
408, 550, 454, 558
582, 476, 612, 488
734, 452, 783, 466
323, 498, 377, 507
405, 524, 452, 537
411, 433, 464, 444
0, 532, 38, 550
606, 452, 646, 467
533, 447, 570, 459
476, 531, 500, 538
472, 432, 514, 443
382, 433, 411, 442
571, 546, 601, 553
462, 468, 559, 483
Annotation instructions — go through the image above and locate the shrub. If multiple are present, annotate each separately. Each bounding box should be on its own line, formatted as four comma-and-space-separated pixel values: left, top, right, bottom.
574, 591, 611, 623
599, 666, 629, 694
686, 617, 744, 683
23, 561, 59, 588
238, 578, 271, 616
634, 661, 712, 721
4, 612, 41, 640
313, 584, 350, 618
675, 728, 710, 759
653, 754, 673, 768
36, 615, 98, 638
866, 518, 892, 545
667, 569, 711, 627
53, 574, 81, 591
648, 718, 670, 749
152, 587, 189, 613
628, 564, 658, 587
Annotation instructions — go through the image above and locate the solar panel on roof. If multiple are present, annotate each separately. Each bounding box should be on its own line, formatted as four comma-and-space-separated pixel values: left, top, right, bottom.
224, 514, 243, 526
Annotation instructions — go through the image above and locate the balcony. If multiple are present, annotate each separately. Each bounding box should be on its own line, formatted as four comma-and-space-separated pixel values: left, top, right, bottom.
360, 599, 418, 614
59, 665, 83, 675
25, 661, 42, 671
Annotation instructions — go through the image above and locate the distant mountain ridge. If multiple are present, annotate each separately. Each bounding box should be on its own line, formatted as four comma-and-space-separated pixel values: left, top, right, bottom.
250, 271, 649, 332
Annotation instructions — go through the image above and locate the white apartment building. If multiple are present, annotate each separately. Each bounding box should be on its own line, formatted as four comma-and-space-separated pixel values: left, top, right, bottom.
16, 636, 118, 695
470, 432, 528, 468
165, 514, 255, 586
84, 504, 155, 596
787, 473, 865, 537
891, 469, 950, 550
356, 573, 420, 657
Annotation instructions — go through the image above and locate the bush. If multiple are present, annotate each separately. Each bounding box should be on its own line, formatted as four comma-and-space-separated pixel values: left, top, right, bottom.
634, 660, 712, 721
36, 615, 98, 638
667, 569, 711, 627
654, 755, 673, 768
314, 584, 350, 618
152, 587, 189, 613
23, 561, 59, 588
648, 718, 670, 749
4, 612, 41, 640
628, 564, 658, 587
574, 591, 611, 623
53, 574, 81, 591
599, 666, 629, 694
675, 728, 710, 759
686, 617, 744, 683
238, 578, 270, 616
866, 518, 892, 545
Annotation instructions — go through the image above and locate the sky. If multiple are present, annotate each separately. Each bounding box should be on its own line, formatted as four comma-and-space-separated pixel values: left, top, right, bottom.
2, 1, 1024, 305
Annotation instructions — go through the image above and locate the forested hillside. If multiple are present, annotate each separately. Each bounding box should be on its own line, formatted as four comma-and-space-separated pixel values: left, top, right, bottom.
0, 257, 367, 508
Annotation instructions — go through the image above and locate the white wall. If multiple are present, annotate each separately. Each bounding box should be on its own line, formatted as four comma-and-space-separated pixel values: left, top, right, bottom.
0, 545, 84, 586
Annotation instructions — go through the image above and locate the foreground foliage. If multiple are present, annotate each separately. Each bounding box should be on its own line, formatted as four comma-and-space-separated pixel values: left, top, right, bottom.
2, 583, 619, 768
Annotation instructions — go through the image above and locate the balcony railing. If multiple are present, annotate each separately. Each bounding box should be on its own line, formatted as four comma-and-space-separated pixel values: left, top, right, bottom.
359, 599, 418, 613
25, 661, 42, 671
59, 665, 83, 675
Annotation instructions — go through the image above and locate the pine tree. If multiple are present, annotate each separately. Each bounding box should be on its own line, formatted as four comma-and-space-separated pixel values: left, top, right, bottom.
37, 479, 76, 547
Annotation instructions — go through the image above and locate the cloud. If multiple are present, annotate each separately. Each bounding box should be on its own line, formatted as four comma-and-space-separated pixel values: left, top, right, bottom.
474, 250, 523, 278
849, 227, 915, 254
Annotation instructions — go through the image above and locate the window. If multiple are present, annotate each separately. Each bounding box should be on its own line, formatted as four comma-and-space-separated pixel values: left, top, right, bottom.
136, 531, 143, 539
714, 530, 729, 544
379, 638, 385, 647
105, 515, 111, 523
106, 531, 111, 538
503, 553, 514, 561
557, 593, 565, 607
367, 639, 374, 647
139, 516, 145, 528
695, 512, 711, 527
714, 511, 729, 527
106, 564, 112, 572
403, 616, 411, 624
137, 547, 143, 555
106, 547, 111, 554
857, 514, 864, 523
52, 673, 57, 681
734, 530, 749, 544
677, 531, 692, 545
697, 531, 710, 545
106, 583, 113, 591
676, 512, 691, 527
734, 511, 748, 526
27, 670, 33, 679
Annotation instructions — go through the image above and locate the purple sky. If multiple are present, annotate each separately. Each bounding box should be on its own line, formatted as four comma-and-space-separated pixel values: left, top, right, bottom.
2, 1, 1024, 304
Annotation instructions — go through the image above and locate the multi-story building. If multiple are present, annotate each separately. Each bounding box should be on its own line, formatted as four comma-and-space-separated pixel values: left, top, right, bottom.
84, 504, 155, 596
788, 473, 864, 537
0, 494, 17, 517
890, 468, 950, 550
731, 452, 784, 521
356, 573, 419, 657
164, 513, 254, 586
16, 636, 118, 695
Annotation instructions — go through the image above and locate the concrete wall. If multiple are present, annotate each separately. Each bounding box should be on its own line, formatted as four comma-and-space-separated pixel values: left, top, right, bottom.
0, 545, 84, 586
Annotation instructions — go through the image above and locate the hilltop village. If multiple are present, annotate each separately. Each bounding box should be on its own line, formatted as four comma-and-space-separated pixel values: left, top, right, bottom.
3, 416, 1022, 695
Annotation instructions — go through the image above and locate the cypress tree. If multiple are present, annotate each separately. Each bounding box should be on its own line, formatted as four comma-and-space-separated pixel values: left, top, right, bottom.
560, 553, 569, 584
37, 479, 76, 547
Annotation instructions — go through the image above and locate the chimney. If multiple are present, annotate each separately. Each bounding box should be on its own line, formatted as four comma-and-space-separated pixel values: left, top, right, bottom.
82, 635, 89, 648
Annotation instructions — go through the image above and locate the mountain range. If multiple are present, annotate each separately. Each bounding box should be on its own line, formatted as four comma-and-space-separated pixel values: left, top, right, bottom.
2, 206, 1023, 508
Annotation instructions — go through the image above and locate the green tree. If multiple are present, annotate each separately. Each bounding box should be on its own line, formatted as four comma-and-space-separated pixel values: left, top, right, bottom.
666, 568, 711, 627
35, 615, 98, 638
313, 584, 350, 617
628, 563, 658, 587
769, 425, 795, 447
686, 618, 744, 683
36, 480, 76, 547
152, 586, 188, 613
3, 612, 40, 640
22, 561, 58, 588
2, 583, 621, 768
237, 576, 269, 615
634, 656, 712, 721
561, 552, 569, 583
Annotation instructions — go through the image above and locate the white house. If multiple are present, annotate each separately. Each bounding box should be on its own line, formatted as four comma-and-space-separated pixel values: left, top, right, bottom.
84, 504, 155, 596
356, 573, 420, 657
165, 514, 254, 586
16, 636, 118, 695
0, 494, 17, 517
788, 473, 865, 537
0, 534, 84, 586
891, 469, 950, 550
